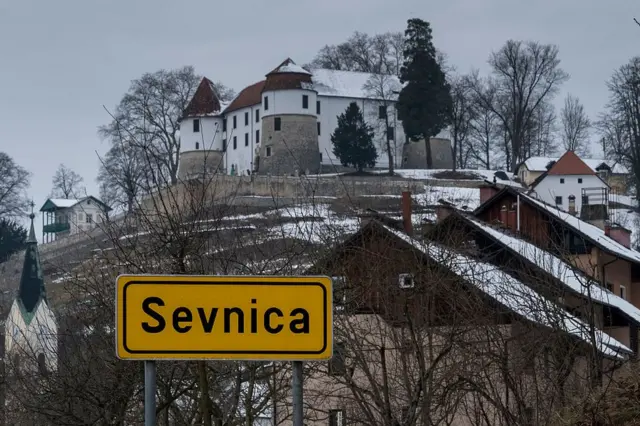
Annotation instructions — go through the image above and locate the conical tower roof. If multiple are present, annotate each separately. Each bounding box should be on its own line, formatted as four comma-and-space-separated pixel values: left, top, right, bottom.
18, 212, 47, 314
262, 58, 314, 92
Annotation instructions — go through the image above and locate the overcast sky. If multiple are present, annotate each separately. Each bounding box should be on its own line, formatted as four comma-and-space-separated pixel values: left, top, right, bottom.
1, 0, 639, 238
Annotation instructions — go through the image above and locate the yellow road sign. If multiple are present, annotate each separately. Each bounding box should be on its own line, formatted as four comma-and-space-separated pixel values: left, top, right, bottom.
116, 275, 333, 360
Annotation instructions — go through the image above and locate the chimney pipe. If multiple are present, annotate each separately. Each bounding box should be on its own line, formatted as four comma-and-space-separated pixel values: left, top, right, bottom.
568, 195, 576, 215
402, 191, 413, 235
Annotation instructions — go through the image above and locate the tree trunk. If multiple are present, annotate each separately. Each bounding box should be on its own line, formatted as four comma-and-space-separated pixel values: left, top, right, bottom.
385, 113, 394, 175
424, 137, 433, 169
197, 361, 212, 426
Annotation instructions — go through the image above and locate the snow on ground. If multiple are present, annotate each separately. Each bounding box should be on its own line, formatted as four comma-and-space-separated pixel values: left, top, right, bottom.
612, 194, 637, 208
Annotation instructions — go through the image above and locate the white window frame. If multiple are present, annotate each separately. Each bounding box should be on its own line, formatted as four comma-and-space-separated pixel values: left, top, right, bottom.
620, 285, 626, 300
398, 273, 415, 289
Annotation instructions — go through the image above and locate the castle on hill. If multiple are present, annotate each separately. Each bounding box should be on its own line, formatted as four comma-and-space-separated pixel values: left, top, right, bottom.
178, 58, 453, 179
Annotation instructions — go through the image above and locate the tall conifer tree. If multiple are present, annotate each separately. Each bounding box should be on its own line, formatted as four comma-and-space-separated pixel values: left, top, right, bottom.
331, 102, 378, 172
397, 18, 453, 168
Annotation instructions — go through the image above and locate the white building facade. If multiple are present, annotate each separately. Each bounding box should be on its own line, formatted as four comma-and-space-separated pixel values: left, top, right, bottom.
179, 59, 406, 177
40, 196, 111, 243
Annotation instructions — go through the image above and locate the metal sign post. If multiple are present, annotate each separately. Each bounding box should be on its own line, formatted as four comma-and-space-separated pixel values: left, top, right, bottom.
115, 274, 334, 426
292, 361, 303, 426
144, 360, 156, 426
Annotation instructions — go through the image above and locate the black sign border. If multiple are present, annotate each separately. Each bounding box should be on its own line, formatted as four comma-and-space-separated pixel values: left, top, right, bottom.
121, 280, 329, 355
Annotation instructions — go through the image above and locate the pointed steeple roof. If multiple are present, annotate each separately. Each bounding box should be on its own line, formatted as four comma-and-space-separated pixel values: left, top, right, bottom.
182, 77, 223, 118
18, 212, 47, 314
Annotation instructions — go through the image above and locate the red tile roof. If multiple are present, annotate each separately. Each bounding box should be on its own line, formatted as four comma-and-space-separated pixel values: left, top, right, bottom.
263, 58, 313, 92
546, 151, 595, 176
182, 77, 222, 118
223, 80, 265, 114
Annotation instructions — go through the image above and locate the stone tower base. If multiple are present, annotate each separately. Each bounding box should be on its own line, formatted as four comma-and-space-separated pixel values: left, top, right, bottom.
178, 149, 224, 181
258, 115, 320, 176
401, 138, 453, 169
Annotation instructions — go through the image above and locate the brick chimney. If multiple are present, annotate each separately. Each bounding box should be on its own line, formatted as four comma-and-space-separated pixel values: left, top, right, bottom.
507, 203, 517, 232
568, 195, 576, 216
604, 220, 611, 236
499, 205, 508, 226
480, 184, 499, 205
609, 224, 631, 248
402, 191, 413, 235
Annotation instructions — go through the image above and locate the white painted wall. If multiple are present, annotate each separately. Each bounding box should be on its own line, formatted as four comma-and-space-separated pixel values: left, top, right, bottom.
5, 299, 58, 373
261, 89, 318, 118
317, 96, 405, 169
178, 93, 406, 175
532, 174, 608, 214
181, 116, 224, 151
223, 105, 261, 176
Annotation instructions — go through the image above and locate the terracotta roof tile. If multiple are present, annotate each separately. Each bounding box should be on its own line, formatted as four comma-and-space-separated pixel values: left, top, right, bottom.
223, 80, 265, 114
182, 77, 222, 118
263, 58, 313, 92
546, 151, 596, 176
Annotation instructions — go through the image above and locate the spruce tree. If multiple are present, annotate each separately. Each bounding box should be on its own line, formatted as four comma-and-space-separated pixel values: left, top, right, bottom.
396, 18, 453, 169
0, 218, 27, 263
331, 102, 378, 172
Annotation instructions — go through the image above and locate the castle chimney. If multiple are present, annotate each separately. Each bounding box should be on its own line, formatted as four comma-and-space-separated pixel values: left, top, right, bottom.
402, 191, 413, 235
604, 220, 611, 236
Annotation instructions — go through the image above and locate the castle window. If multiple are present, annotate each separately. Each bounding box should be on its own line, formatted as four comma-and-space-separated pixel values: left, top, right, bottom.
555, 196, 563, 206
316, 100, 321, 114
264, 96, 269, 110
317, 122, 321, 136
244, 112, 249, 126
256, 129, 260, 144
222, 139, 227, 151
274, 117, 281, 131
387, 126, 394, 140
193, 119, 200, 132
302, 95, 309, 109
195, 142, 200, 150
233, 136, 237, 150
223, 119, 227, 132
255, 109, 260, 122
379, 105, 387, 119
245, 133, 249, 147
266, 146, 272, 157
578, 178, 583, 184
233, 116, 237, 129
560, 178, 565, 184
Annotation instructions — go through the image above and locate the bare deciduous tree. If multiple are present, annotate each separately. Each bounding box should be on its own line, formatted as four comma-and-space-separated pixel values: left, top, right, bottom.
469, 40, 568, 171
51, 163, 84, 199
363, 73, 402, 174
561, 94, 591, 156
0, 152, 30, 219
448, 73, 476, 170
99, 66, 234, 186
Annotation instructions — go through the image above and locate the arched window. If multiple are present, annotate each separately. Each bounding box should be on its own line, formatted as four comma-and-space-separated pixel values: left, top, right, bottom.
37, 353, 47, 376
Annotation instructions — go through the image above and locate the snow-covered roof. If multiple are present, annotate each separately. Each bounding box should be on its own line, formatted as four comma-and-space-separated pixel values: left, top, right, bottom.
522, 193, 640, 265
47, 199, 78, 208
381, 224, 631, 358
465, 215, 640, 324
312, 69, 400, 100
522, 156, 628, 174
277, 63, 311, 75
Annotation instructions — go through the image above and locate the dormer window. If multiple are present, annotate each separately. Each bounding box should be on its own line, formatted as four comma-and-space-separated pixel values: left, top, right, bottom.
398, 273, 415, 289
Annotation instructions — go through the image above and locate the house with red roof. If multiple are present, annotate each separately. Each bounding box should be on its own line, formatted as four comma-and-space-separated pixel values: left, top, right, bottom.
527, 150, 610, 222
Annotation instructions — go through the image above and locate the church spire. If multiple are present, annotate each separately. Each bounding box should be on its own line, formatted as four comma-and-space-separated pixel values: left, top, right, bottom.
18, 206, 47, 314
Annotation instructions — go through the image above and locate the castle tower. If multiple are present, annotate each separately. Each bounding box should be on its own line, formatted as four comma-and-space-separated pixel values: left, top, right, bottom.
178, 77, 225, 181
257, 58, 320, 175
5, 213, 58, 376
